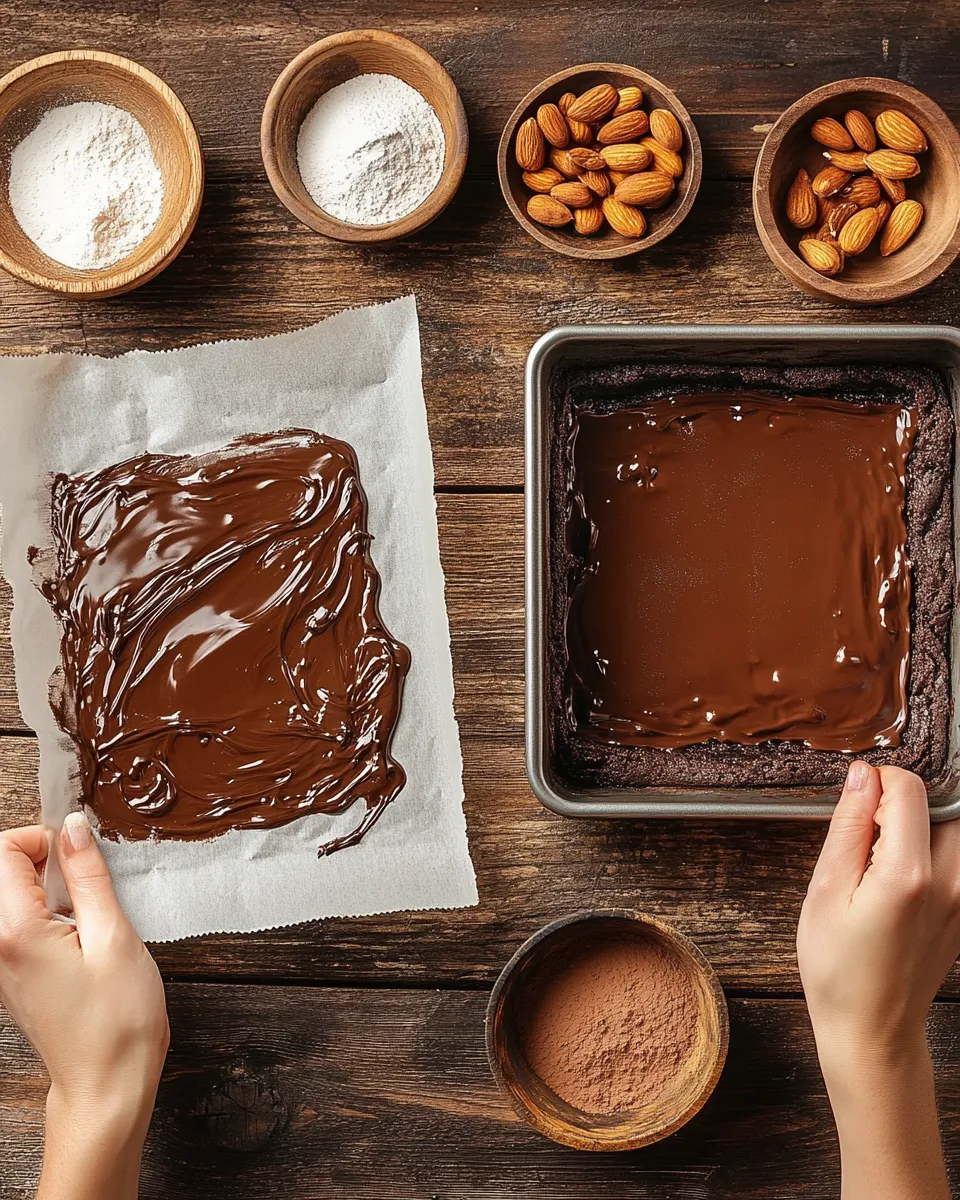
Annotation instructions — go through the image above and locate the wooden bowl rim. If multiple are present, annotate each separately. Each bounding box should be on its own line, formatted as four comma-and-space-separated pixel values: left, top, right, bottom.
260, 29, 469, 244
497, 63, 703, 261
752, 76, 960, 305
484, 908, 730, 1151
0, 48, 204, 297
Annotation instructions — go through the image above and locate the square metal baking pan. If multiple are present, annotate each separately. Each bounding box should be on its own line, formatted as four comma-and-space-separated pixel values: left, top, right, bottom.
526, 323, 960, 822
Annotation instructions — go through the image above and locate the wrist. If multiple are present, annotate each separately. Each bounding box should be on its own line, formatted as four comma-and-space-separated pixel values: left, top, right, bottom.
816, 1024, 931, 1111
46, 1075, 158, 1149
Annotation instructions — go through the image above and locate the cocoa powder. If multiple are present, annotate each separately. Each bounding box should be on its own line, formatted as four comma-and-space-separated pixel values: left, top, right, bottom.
519, 930, 699, 1115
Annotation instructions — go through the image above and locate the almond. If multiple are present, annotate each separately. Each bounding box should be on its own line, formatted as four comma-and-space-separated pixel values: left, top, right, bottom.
817, 199, 858, 240
600, 143, 653, 172
550, 181, 594, 208
822, 149, 868, 172
838, 205, 883, 254
844, 109, 877, 152
877, 174, 907, 203
537, 103, 570, 149
522, 167, 566, 193
526, 193, 573, 227
568, 146, 608, 171
573, 204, 605, 235
799, 237, 843, 275
812, 165, 852, 197
864, 149, 920, 179
640, 136, 683, 177
840, 174, 882, 208
579, 169, 612, 197
558, 92, 577, 115
613, 170, 675, 208
515, 117, 545, 171
811, 117, 855, 151
607, 168, 630, 187
567, 83, 619, 124
649, 108, 683, 152
549, 148, 581, 178
597, 110, 650, 144
875, 198, 893, 225
875, 109, 928, 153
880, 199, 924, 255
785, 167, 818, 229
602, 196, 647, 237
566, 117, 595, 146
612, 86, 643, 116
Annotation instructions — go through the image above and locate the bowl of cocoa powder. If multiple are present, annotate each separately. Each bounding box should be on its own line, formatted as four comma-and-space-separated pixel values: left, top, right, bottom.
485, 910, 728, 1151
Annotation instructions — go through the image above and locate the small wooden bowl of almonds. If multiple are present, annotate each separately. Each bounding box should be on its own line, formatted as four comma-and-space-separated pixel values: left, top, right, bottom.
753, 78, 960, 305
497, 64, 702, 260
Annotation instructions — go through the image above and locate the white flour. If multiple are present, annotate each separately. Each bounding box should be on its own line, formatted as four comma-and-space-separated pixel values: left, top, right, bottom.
297, 73, 445, 226
9, 101, 164, 270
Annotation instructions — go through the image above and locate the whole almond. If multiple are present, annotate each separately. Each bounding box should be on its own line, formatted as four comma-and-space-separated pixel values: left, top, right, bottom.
612, 86, 643, 116
568, 146, 608, 171
864, 149, 920, 179
568, 83, 619, 124
600, 143, 653, 172
597, 110, 650, 144
875, 198, 893, 225
640, 136, 683, 177
649, 109, 683, 152
574, 204, 605, 235
786, 167, 818, 229
522, 167, 566, 193
817, 199, 858, 240
579, 169, 612, 197
558, 92, 577, 115
602, 196, 647, 237
515, 117, 545, 171
811, 117, 855, 151
880, 199, 924, 255
526, 193, 574, 227
613, 170, 675, 208
799, 237, 843, 275
537, 103, 570, 149
812, 165, 852, 197
550, 180, 594, 208
566, 117, 595, 146
838, 205, 883, 255
840, 174, 882, 208
823, 149, 868, 172
549, 148, 581, 178
877, 174, 907, 203
607, 168, 630, 187
844, 109, 877, 152
876, 109, 928, 153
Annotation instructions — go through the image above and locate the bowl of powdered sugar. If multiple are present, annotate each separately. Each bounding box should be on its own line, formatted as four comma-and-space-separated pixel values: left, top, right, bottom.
0, 49, 203, 296
261, 29, 468, 243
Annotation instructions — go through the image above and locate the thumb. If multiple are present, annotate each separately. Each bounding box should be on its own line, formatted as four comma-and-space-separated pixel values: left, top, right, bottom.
808, 761, 883, 901
56, 811, 126, 947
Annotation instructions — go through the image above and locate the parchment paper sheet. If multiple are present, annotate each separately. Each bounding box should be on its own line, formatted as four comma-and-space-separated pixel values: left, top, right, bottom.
0, 296, 478, 940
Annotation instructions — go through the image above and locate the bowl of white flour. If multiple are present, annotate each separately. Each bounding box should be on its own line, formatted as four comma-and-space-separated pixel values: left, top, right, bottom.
261, 30, 468, 243
0, 49, 203, 296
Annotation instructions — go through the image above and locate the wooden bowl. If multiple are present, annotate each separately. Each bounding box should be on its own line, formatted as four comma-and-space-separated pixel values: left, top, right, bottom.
753, 78, 960, 305
0, 50, 203, 297
485, 910, 728, 1151
497, 64, 702, 260
261, 30, 468, 243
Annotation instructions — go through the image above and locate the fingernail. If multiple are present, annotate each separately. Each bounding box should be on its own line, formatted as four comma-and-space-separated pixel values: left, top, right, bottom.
847, 761, 869, 792
61, 811, 91, 852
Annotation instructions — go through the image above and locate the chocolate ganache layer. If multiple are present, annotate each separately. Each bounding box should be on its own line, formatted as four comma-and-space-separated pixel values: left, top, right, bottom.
39, 430, 411, 853
550, 364, 955, 790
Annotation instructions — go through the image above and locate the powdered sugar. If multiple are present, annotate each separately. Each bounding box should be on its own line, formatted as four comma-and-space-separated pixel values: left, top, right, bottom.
8, 100, 164, 270
296, 73, 445, 226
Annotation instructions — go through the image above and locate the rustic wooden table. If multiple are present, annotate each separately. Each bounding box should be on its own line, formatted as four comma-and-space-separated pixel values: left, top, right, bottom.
2, 2, 960, 1196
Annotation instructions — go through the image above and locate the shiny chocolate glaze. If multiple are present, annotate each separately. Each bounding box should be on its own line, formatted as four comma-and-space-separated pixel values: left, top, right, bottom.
41, 431, 410, 853
565, 393, 915, 752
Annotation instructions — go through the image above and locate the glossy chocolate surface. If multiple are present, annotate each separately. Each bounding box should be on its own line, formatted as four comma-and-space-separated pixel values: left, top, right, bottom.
42, 431, 410, 853
565, 393, 915, 753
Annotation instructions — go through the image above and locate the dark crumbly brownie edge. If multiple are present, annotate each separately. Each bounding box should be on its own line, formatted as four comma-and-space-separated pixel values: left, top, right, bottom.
549, 363, 956, 790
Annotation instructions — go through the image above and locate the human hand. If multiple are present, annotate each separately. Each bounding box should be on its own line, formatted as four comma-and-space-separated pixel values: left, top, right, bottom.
0, 814, 168, 1161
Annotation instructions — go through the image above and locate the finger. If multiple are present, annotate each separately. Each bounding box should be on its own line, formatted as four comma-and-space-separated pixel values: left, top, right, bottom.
867, 766, 931, 889
808, 761, 882, 900
0, 825, 53, 929
56, 811, 128, 949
